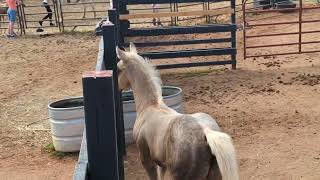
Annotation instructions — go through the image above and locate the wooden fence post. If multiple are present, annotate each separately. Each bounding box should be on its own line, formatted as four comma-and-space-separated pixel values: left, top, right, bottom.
82, 71, 119, 180
101, 20, 125, 180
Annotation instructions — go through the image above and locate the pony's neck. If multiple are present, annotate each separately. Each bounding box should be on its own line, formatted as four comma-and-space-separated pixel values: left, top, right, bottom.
126, 65, 163, 114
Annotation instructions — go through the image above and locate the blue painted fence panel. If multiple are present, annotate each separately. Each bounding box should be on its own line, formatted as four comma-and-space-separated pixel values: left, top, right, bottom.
123, 38, 233, 47
125, 24, 237, 37
156, 60, 235, 69
139, 48, 236, 59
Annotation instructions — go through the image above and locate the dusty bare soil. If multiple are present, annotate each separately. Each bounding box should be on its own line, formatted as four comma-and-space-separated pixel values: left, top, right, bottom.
1, 5, 320, 180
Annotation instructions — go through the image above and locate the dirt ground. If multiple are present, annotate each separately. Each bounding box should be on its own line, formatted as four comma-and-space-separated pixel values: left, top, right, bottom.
1, 5, 320, 180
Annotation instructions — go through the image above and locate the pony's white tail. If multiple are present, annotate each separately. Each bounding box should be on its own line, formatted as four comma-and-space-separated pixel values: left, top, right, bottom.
204, 128, 239, 180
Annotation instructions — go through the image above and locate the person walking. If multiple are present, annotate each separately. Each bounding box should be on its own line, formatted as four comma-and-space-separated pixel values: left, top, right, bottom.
39, 0, 54, 27
6, 0, 18, 38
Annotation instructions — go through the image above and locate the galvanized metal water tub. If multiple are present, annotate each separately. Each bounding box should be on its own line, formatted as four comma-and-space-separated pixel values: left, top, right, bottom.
48, 97, 84, 152
48, 86, 183, 151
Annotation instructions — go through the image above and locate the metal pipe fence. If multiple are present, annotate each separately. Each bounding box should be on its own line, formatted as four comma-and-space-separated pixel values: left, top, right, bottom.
0, 4, 24, 35
1, 0, 237, 35
242, 0, 320, 58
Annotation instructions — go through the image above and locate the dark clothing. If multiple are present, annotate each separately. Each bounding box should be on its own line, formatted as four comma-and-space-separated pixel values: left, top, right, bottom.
42, 2, 52, 22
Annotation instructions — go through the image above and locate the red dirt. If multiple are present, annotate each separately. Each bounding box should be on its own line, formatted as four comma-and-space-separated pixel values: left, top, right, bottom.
1, 6, 320, 180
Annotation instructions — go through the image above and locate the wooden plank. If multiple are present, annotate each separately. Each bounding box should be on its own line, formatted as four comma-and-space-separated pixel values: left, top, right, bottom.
119, 9, 234, 20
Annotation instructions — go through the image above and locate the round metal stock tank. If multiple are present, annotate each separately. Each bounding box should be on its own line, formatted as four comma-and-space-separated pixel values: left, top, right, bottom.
48, 97, 84, 152
122, 86, 183, 144
47, 86, 183, 150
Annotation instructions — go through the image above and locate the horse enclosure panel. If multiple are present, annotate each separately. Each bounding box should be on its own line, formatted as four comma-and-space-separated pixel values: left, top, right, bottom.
0, 1, 24, 35
2, 0, 111, 34
58, 0, 110, 31
113, 0, 237, 69
243, 0, 320, 58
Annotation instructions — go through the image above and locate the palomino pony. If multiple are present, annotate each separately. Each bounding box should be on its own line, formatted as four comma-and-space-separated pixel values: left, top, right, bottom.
116, 43, 239, 180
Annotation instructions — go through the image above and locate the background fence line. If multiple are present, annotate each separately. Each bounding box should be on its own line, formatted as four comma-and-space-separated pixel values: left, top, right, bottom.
1, 0, 234, 35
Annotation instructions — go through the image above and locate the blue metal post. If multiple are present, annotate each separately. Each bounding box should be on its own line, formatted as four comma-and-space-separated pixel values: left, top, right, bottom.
82, 70, 119, 180
101, 21, 125, 180
231, 0, 237, 69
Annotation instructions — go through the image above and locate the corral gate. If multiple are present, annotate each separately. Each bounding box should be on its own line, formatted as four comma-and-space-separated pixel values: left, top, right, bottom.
110, 0, 237, 69
17, 0, 111, 33
2, 0, 225, 35
19, 0, 61, 32
242, 0, 320, 58
0, 1, 24, 35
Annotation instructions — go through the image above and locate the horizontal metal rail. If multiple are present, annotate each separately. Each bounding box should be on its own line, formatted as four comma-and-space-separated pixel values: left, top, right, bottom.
247, 32, 299, 38
245, 6, 320, 14
247, 40, 320, 49
130, 20, 172, 25
59, 1, 109, 6
63, 24, 97, 27
156, 60, 235, 69
245, 14, 284, 23
63, 17, 102, 21
22, 25, 58, 28
128, 5, 173, 11
126, 24, 236, 37
126, 2, 236, 13
176, 2, 206, 8
119, 8, 233, 20
302, 50, 320, 54
248, 19, 320, 27
247, 42, 300, 49
247, 30, 320, 38
127, 0, 230, 5
139, 48, 236, 59
61, 10, 107, 14
246, 51, 300, 58
23, 19, 57, 23
123, 38, 232, 47
249, 21, 300, 27
24, 12, 54, 15
22, 4, 54, 8
246, 50, 320, 58
301, 30, 320, 34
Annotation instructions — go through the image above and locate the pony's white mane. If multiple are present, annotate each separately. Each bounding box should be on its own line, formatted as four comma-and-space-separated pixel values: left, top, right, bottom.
129, 52, 163, 98
117, 43, 163, 101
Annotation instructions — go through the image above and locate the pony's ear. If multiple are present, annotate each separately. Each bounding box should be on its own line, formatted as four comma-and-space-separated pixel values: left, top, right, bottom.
130, 42, 137, 53
116, 46, 129, 63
